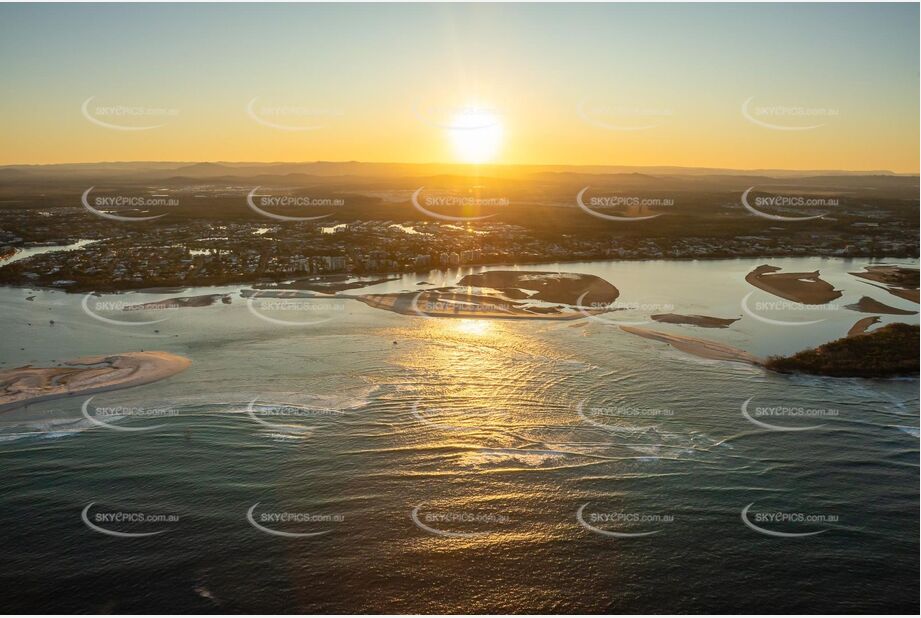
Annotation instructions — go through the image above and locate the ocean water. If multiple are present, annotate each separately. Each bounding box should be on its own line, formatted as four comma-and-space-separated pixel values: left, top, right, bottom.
0, 257, 917, 613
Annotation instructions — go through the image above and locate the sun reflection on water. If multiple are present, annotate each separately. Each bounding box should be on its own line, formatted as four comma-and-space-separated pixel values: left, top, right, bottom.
452, 319, 493, 337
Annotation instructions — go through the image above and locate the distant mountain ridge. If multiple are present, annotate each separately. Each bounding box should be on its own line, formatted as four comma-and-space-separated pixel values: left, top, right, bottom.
0, 161, 915, 180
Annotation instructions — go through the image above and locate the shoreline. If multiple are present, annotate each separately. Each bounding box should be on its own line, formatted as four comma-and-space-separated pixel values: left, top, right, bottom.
2, 255, 918, 296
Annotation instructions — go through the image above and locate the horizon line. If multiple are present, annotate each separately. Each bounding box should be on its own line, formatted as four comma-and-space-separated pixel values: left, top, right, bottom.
1, 160, 917, 176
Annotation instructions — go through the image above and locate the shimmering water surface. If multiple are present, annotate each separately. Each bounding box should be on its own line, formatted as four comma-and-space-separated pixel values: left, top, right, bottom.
0, 258, 917, 613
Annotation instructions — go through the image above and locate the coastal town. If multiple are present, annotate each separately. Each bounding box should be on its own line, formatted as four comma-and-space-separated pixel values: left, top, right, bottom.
0, 209, 917, 292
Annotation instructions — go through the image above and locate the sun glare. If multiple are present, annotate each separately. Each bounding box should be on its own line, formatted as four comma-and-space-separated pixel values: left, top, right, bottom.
453, 319, 493, 336
448, 109, 503, 164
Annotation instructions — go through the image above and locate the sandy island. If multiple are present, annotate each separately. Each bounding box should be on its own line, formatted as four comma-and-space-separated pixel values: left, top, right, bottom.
0, 351, 191, 412
651, 313, 740, 328
456, 271, 619, 305
849, 265, 920, 304
353, 271, 618, 320
123, 293, 231, 311
746, 264, 841, 305
619, 325, 762, 365
845, 296, 917, 316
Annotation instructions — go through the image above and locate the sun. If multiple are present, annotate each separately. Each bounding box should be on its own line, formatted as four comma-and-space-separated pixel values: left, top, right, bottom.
448, 109, 503, 164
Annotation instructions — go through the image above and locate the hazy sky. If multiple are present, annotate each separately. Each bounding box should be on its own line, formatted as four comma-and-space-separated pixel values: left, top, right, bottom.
0, 3, 918, 171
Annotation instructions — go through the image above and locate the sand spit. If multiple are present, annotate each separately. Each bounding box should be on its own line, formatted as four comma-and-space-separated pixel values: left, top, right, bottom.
651, 313, 740, 328
123, 294, 230, 311
745, 264, 842, 305
845, 296, 917, 315
0, 351, 191, 413
847, 316, 881, 337
849, 265, 920, 304
619, 325, 762, 365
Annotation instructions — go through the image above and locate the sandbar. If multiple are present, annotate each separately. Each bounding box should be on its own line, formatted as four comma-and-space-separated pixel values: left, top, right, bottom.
745, 264, 841, 305
123, 294, 230, 311
849, 265, 920, 304
844, 296, 917, 315
354, 291, 586, 320
457, 271, 619, 305
352, 270, 618, 320
619, 325, 762, 365
650, 313, 740, 328
0, 351, 191, 412
847, 316, 881, 337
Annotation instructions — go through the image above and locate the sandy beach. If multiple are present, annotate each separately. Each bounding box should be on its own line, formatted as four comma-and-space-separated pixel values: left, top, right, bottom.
745, 264, 842, 304
0, 351, 192, 412
619, 325, 762, 365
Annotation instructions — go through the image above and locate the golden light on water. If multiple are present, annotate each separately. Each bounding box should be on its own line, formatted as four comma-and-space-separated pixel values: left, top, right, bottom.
452, 319, 493, 337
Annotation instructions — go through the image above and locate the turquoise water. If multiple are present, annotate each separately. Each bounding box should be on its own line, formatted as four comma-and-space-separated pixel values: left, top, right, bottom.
0, 258, 917, 612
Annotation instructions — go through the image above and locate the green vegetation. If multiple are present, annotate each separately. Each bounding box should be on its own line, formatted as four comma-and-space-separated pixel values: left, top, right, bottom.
766, 323, 919, 378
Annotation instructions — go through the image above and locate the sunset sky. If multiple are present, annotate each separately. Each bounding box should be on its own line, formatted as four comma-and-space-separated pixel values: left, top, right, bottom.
0, 3, 918, 171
